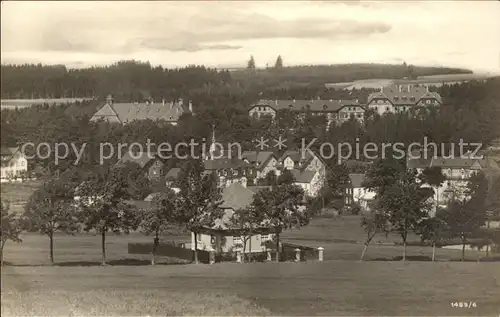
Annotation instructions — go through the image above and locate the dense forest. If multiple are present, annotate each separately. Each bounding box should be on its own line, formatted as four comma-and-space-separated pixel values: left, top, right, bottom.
1, 66, 499, 179
0, 61, 473, 100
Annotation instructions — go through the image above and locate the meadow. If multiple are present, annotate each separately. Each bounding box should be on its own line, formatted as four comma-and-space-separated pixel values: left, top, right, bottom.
2, 182, 499, 316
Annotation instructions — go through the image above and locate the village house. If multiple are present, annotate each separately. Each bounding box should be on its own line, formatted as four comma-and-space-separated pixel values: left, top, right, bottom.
367, 85, 442, 115
90, 94, 192, 125
276, 150, 326, 197
0, 147, 28, 182
241, 151, 278, 180
407, 151, 487, 215
248, 99, 365, 127
191, 183, 277, 254
345, 173, 376, 211
115, 151, 167, 182
164, 128, 255, 189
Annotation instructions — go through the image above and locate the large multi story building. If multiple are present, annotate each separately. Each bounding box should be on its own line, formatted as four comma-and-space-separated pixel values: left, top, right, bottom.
1, 147, 28, 182
407, 151, 486, 216
367, 85, 442, 115
90, 94, 192, 125
248, 99, 365, 127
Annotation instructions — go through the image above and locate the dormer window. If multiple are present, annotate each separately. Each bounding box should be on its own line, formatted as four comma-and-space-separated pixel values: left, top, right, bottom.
323, 105, 327, 110
394, 97, 399, 101
410, 97, 416, 101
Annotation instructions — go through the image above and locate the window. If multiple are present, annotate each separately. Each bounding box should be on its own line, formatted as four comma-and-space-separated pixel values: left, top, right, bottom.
394, 97, 399, 101
261, 234, 270, 241
377, 100, 383, 104
426, 100, 431, 104
197, 234, 202, 242
233, 236, 242, 244
386, 107, 390, 111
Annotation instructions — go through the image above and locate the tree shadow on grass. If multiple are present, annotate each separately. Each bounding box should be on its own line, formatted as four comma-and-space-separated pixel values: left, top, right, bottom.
370, 255, 433, 262
2, 258, 192, 267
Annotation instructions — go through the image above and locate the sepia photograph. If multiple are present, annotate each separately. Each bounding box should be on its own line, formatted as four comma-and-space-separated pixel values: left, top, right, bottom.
1, 0, 500, 316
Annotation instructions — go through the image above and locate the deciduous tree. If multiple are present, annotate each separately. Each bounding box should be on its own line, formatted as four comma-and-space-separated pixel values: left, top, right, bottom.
24, 179, 79, 265
76, 166, 140, 265
140, 189, 179, 265
1, 201, 23, 266
176, 159, 223, 263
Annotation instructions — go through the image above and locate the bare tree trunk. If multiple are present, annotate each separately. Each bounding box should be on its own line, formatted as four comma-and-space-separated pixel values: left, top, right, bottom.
101, 230, 106, 265
360, 243, 368, 261
275, 231, 280, 262
461, 239, 466, 262
49, 233, 54, 265
152, 231, 159, 265
402, 240, 407, 261
242, 238, 246, 263
249, 236, 252, 262
432, 242, 436, 262
0, 240, 5, 267
193, 232, 199, 264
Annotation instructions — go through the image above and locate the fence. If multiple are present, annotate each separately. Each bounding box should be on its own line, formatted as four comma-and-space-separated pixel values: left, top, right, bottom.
128, 242, 210, 264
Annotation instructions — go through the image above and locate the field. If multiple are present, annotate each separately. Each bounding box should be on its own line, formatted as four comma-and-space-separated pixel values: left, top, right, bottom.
2, 182, 499, 315
3, 260, 500, 316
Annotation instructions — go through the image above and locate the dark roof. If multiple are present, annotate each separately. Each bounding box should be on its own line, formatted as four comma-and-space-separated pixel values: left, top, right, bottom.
124, 199, 152, 210
407, 154, 486, 169
144, 192, 163, 201
246, 186, 272, 194
0, 147, 18, 157
250, 99, 361, 113
242, 151, 276, 169
368, 85, 442, 105
220, 183, 255, 210
165, 167, 181, 180
116, 151, 159, 169
348, 173, 366, 188
91, 99, 190, 124
291, 169, 316, 183
204, 158, 252, 170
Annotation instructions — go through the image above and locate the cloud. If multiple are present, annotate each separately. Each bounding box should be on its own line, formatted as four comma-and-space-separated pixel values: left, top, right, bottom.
2, 2, 391, 54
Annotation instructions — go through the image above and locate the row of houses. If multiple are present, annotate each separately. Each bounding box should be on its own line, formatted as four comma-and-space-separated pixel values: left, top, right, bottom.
122, 128, 327, 198
88, 85, 442, 128
343, 149, 499, 218
248, 85, 442, 127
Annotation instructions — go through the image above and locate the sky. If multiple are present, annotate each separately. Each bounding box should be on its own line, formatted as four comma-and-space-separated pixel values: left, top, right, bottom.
1, 1, 500, 73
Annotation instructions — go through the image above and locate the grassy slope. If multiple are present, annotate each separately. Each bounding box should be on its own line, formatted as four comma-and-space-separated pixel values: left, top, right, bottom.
2, 262, 499, 316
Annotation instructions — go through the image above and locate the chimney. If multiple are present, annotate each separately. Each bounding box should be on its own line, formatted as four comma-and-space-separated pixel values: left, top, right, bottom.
162, 99, 165, 106
407, 84, 411, 92
106, 94, 113, 105
178, 98, 184, 106
293, 99, 296, 103
399, 85, 402, 93
426, 85, 429, 92
145, 100, 150, 105
170, 101, 173, 109
188, 101, 193, 112
275, 100, 278, 105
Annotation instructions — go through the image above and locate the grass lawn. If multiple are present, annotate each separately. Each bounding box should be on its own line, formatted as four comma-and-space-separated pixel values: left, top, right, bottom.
2, 183, 499, 316
2, 262, 499, 316
1, 181, 42, 214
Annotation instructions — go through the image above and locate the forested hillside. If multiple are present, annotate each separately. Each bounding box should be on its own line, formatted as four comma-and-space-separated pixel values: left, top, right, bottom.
1, 61, 472, 100
1, 72, 499, 179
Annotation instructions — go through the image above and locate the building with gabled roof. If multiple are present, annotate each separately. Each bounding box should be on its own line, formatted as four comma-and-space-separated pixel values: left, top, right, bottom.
115, 151, 167, 181
248, 99, 365, 128
407, 150, 487, 215
90, 94, 192, 125
1, 147, 28, 182
241, 151, 278, 180
190, 183, 277, 254
345, 173, 376, 211
367, 85, 442, 115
